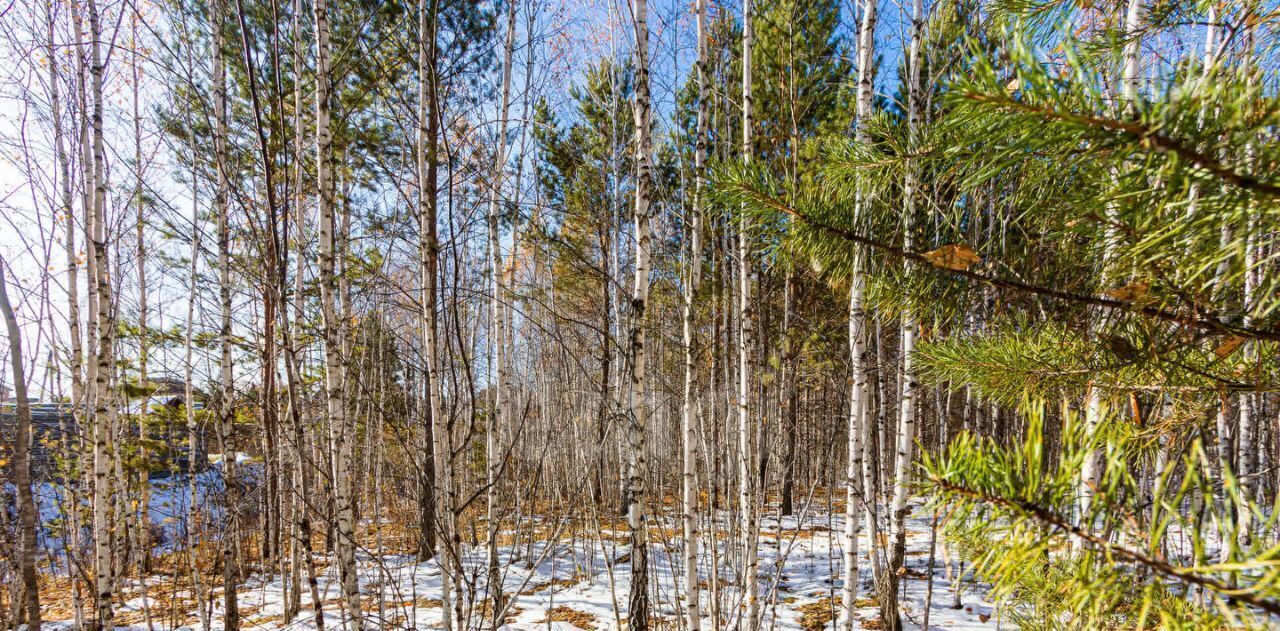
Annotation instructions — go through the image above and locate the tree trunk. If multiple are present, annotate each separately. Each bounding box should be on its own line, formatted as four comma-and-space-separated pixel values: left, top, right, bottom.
213, 0, 239, 625
843, 0, 877, 627
72, 0, 97, 432
130, 15, 153, 579
681, 1, 709, 628
86, 0, 117, 625
50, 0, 84, 430
313, 0, 363, 624
179, 67, 211, 630
739, 1, 759, 627
486, 0, 518, 623
626, 0, 654, 627
285, 0, 309, 619
1083, 0, 1143, 525
883, 2, 924, 627
418, 1, 453, 627
1, 256, 41, 630
52, 10, 88, 622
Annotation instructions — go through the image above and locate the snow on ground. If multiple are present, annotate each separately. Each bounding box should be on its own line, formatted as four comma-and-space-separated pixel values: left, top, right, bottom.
41, 498, 1002, 630
32, 468, 225, 557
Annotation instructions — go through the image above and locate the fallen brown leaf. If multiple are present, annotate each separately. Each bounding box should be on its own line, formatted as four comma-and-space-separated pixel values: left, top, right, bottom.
1104, 281, 1150, 302
922, 244, 981, 271
1214, 336, 1246, 359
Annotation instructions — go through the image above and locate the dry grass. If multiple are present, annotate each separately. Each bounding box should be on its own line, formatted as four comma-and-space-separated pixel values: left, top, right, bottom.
901, 566, 929, 579
519, 575, 582, 595
472, 600, 524, 624
358, 513, 425, 554
861, 615, 887, 629
36, 575, 85, 622
539, 605, 598, 630
759, 525, 832, 540
36, 485, 904, 630
40, 569, 206, 628
372, 597, 448, 627
797, 596, 839, 631
363, 594, 442, 612
796, 595, 888, 631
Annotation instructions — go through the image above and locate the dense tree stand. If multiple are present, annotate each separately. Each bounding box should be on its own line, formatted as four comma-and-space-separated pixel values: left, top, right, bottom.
2, 0, 1279, 629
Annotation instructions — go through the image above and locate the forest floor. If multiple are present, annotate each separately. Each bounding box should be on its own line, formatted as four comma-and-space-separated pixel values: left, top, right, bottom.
37, 502, 1001, 630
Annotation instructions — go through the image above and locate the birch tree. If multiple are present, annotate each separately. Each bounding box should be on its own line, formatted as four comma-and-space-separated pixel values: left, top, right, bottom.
48, 0, 84, 434
129, 13, 152, 575
625, 0, 654, 627
1, 256, 40, 631
285, 1, 323, 623
883, 0, 925, 626
85, 0, 118, 624
314, 0, 363, 623
178, 88, 210, 631
486, 0, 518, 622
842, 0, 877, 626
738, 1, 759, 627
214, 0, 240, 624
418, 0, 454, 626
681, 1, 709, 628
1081, 0, 1143, 523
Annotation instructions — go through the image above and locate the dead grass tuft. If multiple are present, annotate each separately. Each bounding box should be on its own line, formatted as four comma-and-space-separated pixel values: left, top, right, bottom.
520, 575, 582, 595
539, 605, 598, 630
797, 596, 839, 631
860, 615, 887, 629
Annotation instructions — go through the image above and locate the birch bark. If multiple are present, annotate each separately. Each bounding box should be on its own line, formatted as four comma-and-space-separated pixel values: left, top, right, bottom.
180, 108, 211, 631
130, 16, 153, 578
1082, 0, 1142, 521
843, 0, 878, 626
626, 0, 654, 627
86, 0, 118, 624
49, 2, 84, 425
314, 0, 363, 624
418, 1, 453, 625
213, 0, 242, 625
739, 1, 759, 627
681, 1, 709, 628
486, 0, 518, 622
1, 256, 40, 630
884, 0, 925, 626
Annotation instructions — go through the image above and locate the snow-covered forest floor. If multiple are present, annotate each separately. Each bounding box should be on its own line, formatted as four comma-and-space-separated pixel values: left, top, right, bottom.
36, 476, 1001, 631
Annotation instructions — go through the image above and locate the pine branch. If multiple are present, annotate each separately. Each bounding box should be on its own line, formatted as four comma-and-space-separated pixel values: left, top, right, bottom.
929, 478, 1280, 617
729, 182, 1280, 341
958, 91, 1280, 198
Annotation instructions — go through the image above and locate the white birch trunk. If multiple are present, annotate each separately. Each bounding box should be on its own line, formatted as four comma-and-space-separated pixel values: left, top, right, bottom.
314, 0, 363, 625
50, 7, 87, 624
626, 1, 654, 627
738, 1, 759, 627
1082, 0, 1143, 522
1, 256, 41, 630
49, 2, 84, 423
86, 0, 117, 625
72, 0, 98, 422
843, 0, 877, 626
285, 0, 306, 618
211, 1, 239, 625
130, 17, 153, 579
1234, 24, 1260, 545
885, 2, 924, 627
486, 1, 518, 623
418, 1, 454, 625
182, 141, 211, 631
681, 1, 709, 628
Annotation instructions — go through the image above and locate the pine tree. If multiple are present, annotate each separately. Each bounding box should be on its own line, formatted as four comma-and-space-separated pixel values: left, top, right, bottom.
722, 0, 1280, 623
